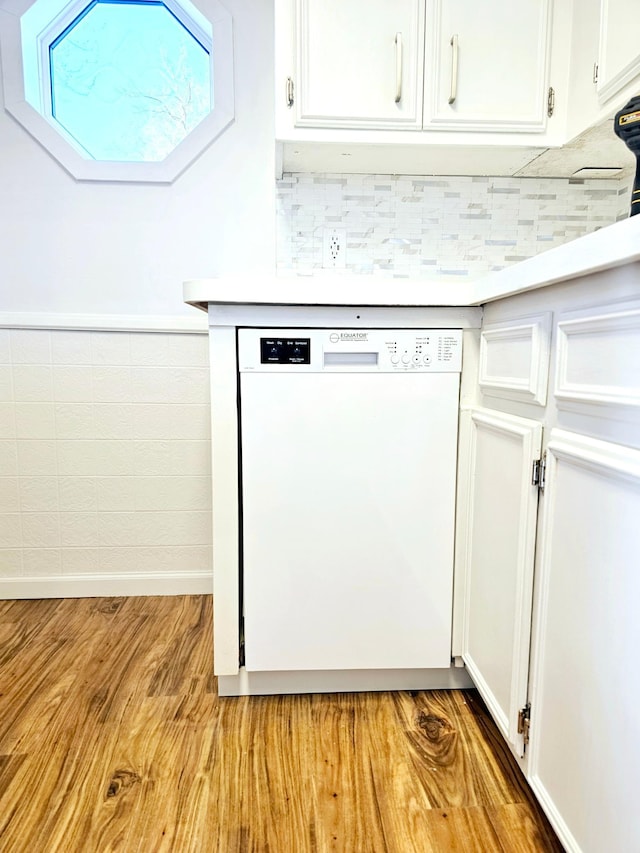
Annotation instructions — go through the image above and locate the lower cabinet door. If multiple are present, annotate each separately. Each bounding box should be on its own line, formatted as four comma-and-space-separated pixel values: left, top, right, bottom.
460, 408, 542, 757
527, 429, 640, 853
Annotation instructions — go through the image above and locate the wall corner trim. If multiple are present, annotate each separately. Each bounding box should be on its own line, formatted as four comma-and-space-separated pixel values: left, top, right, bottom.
0, 312, 208, 334
0, 571, 213, 600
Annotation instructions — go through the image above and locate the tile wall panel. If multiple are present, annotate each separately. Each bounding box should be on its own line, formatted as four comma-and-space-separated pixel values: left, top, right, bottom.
0, 329, 212, 580
277, 173, 630, 278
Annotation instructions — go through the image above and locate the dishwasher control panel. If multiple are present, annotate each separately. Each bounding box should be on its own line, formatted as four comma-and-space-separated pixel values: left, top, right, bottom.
239, 329, 462, 373
382, 331, 462, 371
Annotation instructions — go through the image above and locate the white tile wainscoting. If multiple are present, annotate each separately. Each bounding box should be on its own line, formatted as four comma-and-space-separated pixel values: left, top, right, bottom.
0, 326, 212, 598
277, 174, 631, 277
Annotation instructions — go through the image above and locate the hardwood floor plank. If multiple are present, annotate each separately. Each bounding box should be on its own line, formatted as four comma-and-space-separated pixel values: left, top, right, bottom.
0, 598, 60, 625
347, 691, 441, 852
305, 693, 389, 852
147, 596, 214, 697
0, 636, 73, 752
455, 690, 538, 806
0, 603, 143, 755
0, 732, 90, 850
112, 714, 219, 851
0, 599, 63, 667
0, 754, 27, 801
392, 691, 521, 809
421, 805, 506, 852
0, 595, 562, 853
0, 597, 139, 753
486, 803, 565, 853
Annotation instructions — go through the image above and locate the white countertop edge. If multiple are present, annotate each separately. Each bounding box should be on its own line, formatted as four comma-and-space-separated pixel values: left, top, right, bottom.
184, 216, 640, 311
183, 277, 477, 311
472, 214, 640, 304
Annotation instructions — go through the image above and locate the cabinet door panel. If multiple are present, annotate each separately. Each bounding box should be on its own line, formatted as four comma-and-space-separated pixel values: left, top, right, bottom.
460, 408, 542, 757
296, 0, 424, 128
597, 0, 640, 103
528, 430, 640, 853
426, 0, 551, 131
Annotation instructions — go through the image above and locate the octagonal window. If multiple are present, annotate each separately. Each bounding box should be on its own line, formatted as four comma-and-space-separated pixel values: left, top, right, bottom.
0, 0, 234, 181
49, 0, 212, 162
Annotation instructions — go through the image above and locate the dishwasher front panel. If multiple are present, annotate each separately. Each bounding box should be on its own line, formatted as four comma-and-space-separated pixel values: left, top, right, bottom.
239, 368, 460, 672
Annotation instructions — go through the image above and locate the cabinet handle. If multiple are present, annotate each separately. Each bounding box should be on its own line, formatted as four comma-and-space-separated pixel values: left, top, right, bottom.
448, 34, 459, 105
395, 32, 403, 103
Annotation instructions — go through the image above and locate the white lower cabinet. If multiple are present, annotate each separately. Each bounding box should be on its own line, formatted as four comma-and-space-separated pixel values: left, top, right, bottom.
526, 430, 640, 853
462, 415, 640, 852
459, 408, 542, 757
463, 284, 640, 853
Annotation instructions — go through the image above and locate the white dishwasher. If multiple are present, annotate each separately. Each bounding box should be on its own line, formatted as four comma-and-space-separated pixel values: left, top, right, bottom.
238, 327, 462, 673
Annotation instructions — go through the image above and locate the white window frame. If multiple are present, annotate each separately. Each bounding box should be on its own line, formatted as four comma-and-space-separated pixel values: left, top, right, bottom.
0, 0, 234, 183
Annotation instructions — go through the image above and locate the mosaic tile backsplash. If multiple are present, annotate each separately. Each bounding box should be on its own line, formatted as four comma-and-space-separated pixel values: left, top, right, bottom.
277, 174, 632, 279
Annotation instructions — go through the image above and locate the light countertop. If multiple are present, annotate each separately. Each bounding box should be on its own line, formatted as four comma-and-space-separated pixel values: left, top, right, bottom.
184, 214, 640, 312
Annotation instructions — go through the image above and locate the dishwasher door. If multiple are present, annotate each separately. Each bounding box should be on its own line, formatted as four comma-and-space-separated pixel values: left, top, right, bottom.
240, 369, 460, 672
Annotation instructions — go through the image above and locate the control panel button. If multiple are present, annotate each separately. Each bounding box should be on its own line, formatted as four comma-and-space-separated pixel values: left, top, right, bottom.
391, 355, 399, 364
412, 355, 421, 364
423, 355, 431, 364
401, 354, 410, 364
260, 337, 311, 365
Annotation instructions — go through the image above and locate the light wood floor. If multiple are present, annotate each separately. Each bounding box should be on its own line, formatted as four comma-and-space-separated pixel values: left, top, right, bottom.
0, 595, 562, 852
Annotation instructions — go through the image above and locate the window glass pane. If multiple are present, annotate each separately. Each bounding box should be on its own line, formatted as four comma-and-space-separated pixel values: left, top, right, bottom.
49, 0, 212, 162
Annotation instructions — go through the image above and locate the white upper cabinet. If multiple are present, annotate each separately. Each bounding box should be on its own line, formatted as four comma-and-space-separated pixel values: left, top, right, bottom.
295, 0, 425, 129
425, 0, 552, 132
596, 0, 640, 103
557, 0, 640, 142
564, 0, 602, 140
284, 0, 555, 135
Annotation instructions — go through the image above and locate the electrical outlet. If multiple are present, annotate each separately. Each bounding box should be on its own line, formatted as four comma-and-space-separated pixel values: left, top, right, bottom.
322, 228, 346, 269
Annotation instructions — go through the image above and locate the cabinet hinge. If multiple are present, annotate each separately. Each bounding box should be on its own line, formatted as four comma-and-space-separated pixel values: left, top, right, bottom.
593, 62, 599, 84
239, 616, 246, 667
286, 76, 294, 108
547, 86, 555, 118
517, 703, 531, 746
532, 453, 546, 491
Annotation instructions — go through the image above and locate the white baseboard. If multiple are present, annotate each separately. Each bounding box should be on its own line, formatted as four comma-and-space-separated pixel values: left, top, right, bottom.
0, 571, 212, 600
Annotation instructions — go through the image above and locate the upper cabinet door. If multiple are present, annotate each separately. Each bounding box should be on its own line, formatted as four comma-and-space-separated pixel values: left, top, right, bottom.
597, 0, 640, 103
425, 0, 552, 132
458, 408, 542, 758
295, 0, 425, 129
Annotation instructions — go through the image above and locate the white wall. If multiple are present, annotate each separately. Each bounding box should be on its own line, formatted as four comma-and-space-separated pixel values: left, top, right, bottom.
0, 0, 276, 318
0, 0, 272, 598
